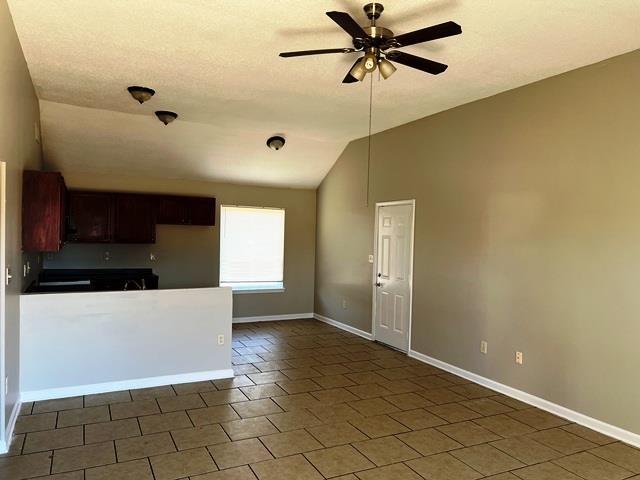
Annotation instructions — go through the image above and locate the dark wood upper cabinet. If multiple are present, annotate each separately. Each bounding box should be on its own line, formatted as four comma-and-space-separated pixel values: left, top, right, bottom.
23, 172, 215, 249
22, 171, 67, 252
113, 194, 156, 243
186, 197, 216, 226
156, 195, 186, 225
67, 192, 113, 243
156, 195, 215, 226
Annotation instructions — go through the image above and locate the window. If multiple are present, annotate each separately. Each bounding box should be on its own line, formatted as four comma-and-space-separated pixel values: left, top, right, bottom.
220, 205, 285, 292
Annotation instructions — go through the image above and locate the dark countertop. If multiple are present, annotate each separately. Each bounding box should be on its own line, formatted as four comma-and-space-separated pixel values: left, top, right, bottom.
26, 268, 159, 293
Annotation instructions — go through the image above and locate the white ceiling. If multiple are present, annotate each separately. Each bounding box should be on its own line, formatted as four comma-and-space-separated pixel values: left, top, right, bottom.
8, 0, 640, 188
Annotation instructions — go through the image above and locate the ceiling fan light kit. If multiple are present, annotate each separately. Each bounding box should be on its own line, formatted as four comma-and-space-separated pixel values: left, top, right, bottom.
279, 2, 462, 84
378, 57, 397, 79
349, 58, 368, 81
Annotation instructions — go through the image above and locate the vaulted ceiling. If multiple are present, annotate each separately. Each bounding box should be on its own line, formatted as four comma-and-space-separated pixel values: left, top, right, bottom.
8, 0, 640, 188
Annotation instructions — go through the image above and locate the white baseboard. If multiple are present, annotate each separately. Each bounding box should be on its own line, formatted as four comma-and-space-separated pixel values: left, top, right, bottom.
20, 368, 234, 403
313, 313, 374, 341
233, 313, 313, 324
0, 399, 21, 454
408, 349, 640, 448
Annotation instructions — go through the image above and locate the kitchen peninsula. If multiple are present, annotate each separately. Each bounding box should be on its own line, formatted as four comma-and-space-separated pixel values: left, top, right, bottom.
19, 170, 232, 402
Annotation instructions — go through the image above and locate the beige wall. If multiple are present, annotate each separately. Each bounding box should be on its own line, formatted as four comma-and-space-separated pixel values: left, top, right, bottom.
0, 0, 42, 436
316, 49, 640, 434
44, 172, 316, 318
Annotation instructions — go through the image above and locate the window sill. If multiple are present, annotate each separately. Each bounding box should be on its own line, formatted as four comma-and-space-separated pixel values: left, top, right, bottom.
220, 283, 285, 294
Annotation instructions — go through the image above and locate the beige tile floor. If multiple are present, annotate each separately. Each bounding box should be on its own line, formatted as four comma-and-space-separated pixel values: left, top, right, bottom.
1, 319, 639, 479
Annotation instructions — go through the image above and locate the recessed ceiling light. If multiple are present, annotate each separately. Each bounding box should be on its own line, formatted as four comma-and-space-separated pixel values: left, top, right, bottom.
127, 86, 155, 104
155, 111, 178, 125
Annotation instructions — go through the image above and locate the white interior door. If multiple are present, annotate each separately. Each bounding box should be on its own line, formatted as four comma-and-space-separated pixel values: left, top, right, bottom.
373, 202, 414, 352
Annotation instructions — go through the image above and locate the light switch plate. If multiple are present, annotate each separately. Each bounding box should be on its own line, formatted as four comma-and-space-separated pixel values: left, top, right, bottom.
368, 255, 374, 264
217, 335, 224, 345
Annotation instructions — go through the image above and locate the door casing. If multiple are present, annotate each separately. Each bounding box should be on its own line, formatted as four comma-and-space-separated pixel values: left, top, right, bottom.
0, 161, 7, 450
371, 199, 416, 353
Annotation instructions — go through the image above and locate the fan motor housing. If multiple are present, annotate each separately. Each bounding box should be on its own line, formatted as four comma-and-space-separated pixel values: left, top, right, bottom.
363, 25, 393, 39
353, 25, 394, 50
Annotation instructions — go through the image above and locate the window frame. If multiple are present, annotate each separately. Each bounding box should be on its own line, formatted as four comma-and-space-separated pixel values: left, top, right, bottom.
219, 204, 285, 294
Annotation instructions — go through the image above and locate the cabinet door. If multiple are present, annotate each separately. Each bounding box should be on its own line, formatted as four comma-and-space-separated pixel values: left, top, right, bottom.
67, 192, 113, 243
186, 197, 216, 226
156, 195, 186, 224
22, 171, 65, 252
113, 194, 156, 243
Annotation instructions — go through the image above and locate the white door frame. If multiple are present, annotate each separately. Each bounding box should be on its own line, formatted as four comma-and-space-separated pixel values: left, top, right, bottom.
371, 199, 416, 353
0, 161, 6, 451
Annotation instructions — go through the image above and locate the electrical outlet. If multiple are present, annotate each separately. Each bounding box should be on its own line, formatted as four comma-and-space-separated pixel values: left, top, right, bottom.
149, 253, 156, 261
368, 255, 374, 264
342, 299, 348, 309
104, 251, 110, 261
480, 341, 488, 354
217, 335, 225, 345
515, 351, 524, 365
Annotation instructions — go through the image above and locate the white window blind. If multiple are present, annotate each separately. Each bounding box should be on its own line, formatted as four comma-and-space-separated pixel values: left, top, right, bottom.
220, 206, 285, 290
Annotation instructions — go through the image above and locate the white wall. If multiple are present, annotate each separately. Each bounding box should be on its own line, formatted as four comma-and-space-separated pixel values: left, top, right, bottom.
20, 288, 233, 400
0, 0, 43, 452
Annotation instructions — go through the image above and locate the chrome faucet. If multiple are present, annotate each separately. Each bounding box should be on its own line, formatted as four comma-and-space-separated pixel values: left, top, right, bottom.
123, 279, 146, 291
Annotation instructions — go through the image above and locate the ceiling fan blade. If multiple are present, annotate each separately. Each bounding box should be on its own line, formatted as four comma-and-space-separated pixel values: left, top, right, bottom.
326, 11, 368, 39
392, 21, 462, 47
279, 48, 356, 58
342, 58, 363, 83
386, 51, 448, 75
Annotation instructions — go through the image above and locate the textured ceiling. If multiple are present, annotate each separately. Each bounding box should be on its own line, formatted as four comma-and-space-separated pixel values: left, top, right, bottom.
8, 0, 640, 188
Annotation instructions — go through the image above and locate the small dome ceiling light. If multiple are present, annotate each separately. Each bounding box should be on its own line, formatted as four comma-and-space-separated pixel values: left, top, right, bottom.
127, 86, 155, 104
267, 135, 286, 151
155, 111, 178, 125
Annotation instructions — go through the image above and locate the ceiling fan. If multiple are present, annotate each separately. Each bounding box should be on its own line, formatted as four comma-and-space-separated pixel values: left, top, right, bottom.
279, 3, 462, 83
